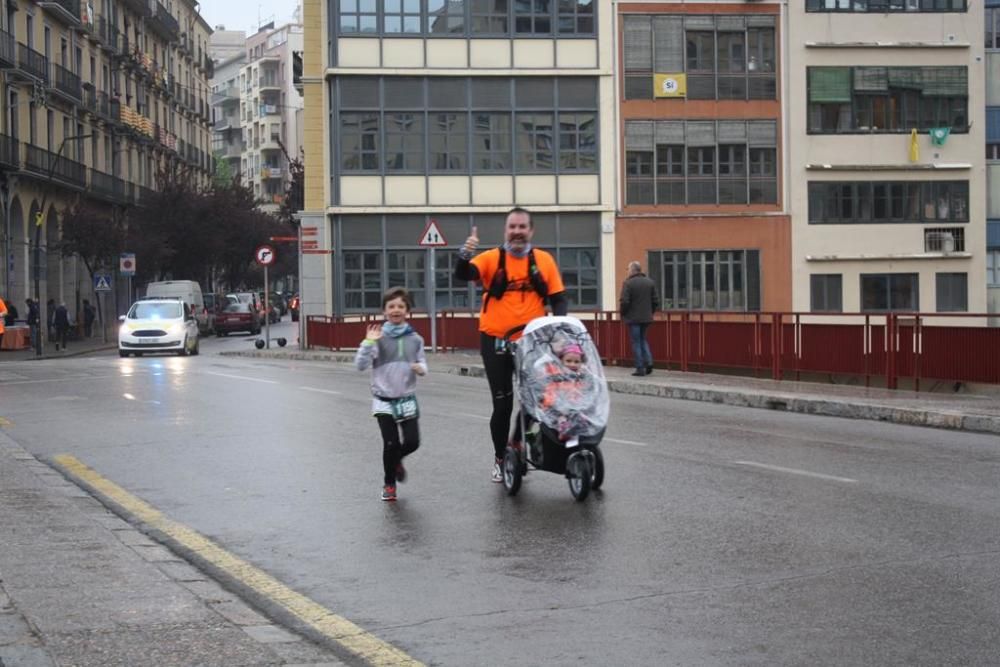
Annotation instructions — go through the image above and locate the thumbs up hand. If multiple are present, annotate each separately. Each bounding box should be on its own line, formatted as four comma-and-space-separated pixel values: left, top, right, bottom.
463, 226, 479, 256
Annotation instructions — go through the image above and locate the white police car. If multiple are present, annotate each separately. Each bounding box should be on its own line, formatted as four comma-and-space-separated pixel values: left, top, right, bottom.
118, 298, 200, 357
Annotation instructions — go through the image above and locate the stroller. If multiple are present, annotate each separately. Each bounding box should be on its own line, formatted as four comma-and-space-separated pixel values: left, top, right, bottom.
502, 316, 609, 501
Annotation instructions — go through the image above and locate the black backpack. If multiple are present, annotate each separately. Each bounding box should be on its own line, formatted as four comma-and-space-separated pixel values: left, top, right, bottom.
484, 248, 549, 310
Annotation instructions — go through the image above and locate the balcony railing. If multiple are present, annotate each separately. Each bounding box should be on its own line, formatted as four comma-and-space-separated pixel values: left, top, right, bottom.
120, 0, 151, 18
0, 30, 15, 68
24, 144, 87, 189
16, 43, 49, 83
0, 134, 19, 168
148, 1, 179, 39
51, 62, 82, 101
211, 86, 240, 105
89, 168, 128, 202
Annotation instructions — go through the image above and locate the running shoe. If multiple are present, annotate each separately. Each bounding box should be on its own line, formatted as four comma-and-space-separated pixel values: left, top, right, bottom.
381, 485, 397, 501
395, 463, 407, 483
492, 458, 503, 483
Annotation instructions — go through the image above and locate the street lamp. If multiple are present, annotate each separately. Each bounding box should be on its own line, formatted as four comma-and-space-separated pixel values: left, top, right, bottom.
33, 133, 93, 356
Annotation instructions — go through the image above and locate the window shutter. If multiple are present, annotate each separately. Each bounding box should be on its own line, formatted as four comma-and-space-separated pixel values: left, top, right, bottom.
655, 120, 684, 144
686, 121, 716, 146
718, 120, 747, 143
808, 67, 851, 103
340, 77, 380, 108
716, 16, 746, 31
471, 79, 511, 108
625, 121, 653, 150
747, 121, 777, 146
624, 16, 652, 71
684, 16, 714, 29
853, 67, 888, 92
921, 67, 968, 97
888, 67, 923, 90
429, 78, 467, 108
747, 15, 776, 27
652, 16, 683, 72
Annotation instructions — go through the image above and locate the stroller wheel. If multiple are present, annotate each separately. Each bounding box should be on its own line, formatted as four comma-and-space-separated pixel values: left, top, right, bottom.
591, 447, 605, 491
503, 447, 522, 496
567, 453, 592, 502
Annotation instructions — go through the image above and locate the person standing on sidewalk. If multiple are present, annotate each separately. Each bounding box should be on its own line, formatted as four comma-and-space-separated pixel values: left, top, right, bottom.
53, 302, 70, 351
454, 207, 569, 483
26, 299, 39, 349
0, 294, 7, 348
354, 287, 428, 502
620, 260, 658, 376
82, 299, 96, 338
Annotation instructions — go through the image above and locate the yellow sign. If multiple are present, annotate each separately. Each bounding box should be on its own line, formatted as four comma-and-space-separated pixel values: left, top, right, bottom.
653, 73, 687, 98
34, 211, 43, 227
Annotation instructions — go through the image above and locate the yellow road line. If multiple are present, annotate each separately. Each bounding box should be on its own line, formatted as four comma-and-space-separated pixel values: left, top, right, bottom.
0, 417, 11, 427
52, 454, 423, 667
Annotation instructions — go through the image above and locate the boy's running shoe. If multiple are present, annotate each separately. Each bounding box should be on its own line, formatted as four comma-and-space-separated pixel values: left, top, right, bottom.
395, 463, 407, 483
381, 485, 397, 501
492, 458, 503, 483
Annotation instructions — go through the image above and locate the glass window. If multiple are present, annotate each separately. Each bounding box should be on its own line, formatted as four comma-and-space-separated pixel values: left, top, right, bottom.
384, 0, 422, 33
936, 272, 968, 312
435, 250, 473, 310
515, 0, 552, 34
557, 112, 596, 172
515, 112, 554, 171
340, 112, 379, 171
343, 251, 383, 311
810, 274, 843, 312
470, 0, 509, 35
557, 0, 594, 35
686, 146, 716, 204
861, 273, 919, 311
428, 0, 465, 34
626, 150, 654, 205
384, 113, 424, 171
807, 0, 967, 10
471, 112, 511, 171
686, 31, 714, 73
340, 0, 378, 34
809, 181, 969, 223
387, 251, 427, 309
648, 249, 758, 311
558, 247, 599, 307
429, 112, 468, 171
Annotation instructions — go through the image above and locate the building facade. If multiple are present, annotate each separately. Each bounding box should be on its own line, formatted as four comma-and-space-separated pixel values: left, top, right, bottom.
791, 0, 983, 315
298, 0, 614, 320
210, 50, 244, 182
987, 0, 1000, 312
239, 22, 303, 212
619, 1, 790, 313
0, 0, 213, 324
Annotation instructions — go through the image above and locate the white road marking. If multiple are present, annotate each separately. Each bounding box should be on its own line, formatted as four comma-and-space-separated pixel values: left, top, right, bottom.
454, 412, 490, 421
201, 371, 278, 384
300, 386, 343, 395
605, 437, 648, 447
123, 393, 136, 401
2, 374, 134, 385
732, 460, 858, 484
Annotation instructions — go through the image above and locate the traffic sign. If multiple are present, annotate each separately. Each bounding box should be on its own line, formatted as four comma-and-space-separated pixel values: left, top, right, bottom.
94, 273, 112, 291
419, 219, 447, 247
256, 245, 276, 266
120, 252, 136, 276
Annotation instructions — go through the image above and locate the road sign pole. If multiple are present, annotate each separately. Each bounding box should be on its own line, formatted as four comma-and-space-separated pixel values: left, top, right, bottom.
264, 264, 270, 349
429, 246, 437, 352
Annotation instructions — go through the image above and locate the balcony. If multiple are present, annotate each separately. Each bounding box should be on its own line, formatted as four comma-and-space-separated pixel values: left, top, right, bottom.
261, 166, 282, 179
120, 0, 151, 18
24, 144, 87, 190
15, 43, 49, 83
259, 103, 280, 117
148, 1, 179, 40
38, 0, 82, 28
212, 86, 240, 105
51, 63, 82, 103
0, 30, 14, 68
89, 168, 129, 203
0, 134, 19, 169
257, 76, 280, 92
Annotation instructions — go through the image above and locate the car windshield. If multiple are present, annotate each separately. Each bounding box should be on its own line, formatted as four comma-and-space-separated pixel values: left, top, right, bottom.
129, 302, 182, 320
224, 303, 250, 313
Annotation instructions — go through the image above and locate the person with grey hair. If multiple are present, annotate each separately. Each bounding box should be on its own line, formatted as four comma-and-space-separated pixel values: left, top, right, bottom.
619, 260, 658, 376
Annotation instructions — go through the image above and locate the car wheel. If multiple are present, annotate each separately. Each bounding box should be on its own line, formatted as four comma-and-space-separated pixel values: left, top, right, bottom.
191, 338, 200, 356
119, 349, 129, 358
179, 336, 190, 356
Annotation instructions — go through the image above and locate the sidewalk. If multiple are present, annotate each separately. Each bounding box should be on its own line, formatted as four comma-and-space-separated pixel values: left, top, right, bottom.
223, 346, 1000, 437
0, 431, 349, 667
0, 334, 117, 361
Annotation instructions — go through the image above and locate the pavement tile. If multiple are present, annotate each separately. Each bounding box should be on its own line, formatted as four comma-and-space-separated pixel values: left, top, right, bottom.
0, 645, 58, 667
111, 529, 158, 548
242, 624, 302, 644
209, 600, 271, 627
154, 561, 209, 583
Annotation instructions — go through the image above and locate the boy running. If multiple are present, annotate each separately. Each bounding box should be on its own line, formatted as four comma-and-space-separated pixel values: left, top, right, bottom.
354, 287, 428, 501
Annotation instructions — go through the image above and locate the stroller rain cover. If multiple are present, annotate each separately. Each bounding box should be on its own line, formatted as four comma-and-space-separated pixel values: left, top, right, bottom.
515, 316, 610, 439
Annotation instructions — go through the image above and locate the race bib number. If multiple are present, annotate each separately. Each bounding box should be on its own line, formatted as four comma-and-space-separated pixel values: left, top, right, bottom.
390, 395, 419, 422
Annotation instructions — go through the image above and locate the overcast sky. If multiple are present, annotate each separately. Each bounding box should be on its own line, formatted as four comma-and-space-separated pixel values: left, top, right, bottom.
199, 0, 299, 35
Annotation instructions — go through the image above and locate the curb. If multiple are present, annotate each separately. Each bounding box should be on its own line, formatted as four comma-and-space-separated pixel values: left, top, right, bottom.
2, 343, 118, 361
220, 350, 1000, 437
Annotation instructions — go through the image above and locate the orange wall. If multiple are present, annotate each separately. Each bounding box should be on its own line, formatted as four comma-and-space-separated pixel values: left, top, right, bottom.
615, 215, 793, 312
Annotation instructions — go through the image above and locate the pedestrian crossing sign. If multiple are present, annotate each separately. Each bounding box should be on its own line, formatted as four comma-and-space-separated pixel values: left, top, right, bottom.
94, 273, 112, 292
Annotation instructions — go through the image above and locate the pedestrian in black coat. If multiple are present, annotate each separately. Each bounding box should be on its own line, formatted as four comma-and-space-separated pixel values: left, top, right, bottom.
619, 261, 659, 376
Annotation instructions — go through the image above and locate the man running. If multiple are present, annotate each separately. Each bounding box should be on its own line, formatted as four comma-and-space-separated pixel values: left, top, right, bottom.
454, 207, 568, 482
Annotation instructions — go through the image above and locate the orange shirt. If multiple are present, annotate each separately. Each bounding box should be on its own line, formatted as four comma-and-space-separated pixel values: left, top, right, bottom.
470, 247, 565, 338
0, 297, 6, 334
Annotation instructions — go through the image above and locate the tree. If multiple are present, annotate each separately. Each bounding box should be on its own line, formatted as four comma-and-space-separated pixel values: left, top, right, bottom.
213, 154, 235, 188
277, 145, 303, 229
59, 199, 126, 332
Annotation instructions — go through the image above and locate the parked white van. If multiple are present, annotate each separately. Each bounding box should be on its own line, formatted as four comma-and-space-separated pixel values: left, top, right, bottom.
144, 281, 208, 333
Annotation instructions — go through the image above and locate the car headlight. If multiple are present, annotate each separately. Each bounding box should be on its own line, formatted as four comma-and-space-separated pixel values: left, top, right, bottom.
168, 323, 185, 336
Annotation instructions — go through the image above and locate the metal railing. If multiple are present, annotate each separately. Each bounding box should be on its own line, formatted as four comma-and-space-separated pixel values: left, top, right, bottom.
0, 133, 19, 168
148, 1, 179, 38
51, 62, 82, 101
24, 144, 87, 189
89, 168, 128, 201
17, 43, 49, 83
0, 30, 15, 67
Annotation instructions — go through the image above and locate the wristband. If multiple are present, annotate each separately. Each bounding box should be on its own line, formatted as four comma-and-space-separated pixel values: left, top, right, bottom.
362, 338, 376, 346
458, 247, 472, 260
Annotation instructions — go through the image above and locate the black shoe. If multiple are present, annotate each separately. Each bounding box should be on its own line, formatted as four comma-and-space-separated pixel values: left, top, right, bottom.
631, 369, 646, 377
646, 365, 653, 375
395, 462, 407, 483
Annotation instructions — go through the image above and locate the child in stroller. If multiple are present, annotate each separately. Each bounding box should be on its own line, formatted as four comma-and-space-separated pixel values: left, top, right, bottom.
504, 316, 608, 501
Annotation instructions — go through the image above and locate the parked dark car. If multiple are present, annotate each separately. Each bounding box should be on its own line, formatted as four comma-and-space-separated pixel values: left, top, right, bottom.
289, 294, 300, 322
270, 292, 288, 316
214, 302, 261, 336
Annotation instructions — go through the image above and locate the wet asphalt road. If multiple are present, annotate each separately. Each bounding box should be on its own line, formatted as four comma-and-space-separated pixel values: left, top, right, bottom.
1, 322, 999, 666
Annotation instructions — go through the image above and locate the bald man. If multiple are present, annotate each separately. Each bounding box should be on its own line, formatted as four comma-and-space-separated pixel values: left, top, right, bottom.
619, 261, 658, 376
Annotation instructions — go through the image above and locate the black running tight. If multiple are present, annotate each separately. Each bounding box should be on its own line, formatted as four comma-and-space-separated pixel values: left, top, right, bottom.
376, 415, 420, 485
480, 332, 522, 460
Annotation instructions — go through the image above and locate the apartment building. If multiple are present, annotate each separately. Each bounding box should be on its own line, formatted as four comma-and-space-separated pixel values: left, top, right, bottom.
210, 49, 245, 180
0, 0, 213, 319
239, 21, 302, 212
298, 0, 614, 319
987, 1, 1000, 311
619, 1, 790, 313
791, 1, 983, 315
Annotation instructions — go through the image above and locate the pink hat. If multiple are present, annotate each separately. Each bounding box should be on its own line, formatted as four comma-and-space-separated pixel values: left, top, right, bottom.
560, 343, 583, 358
